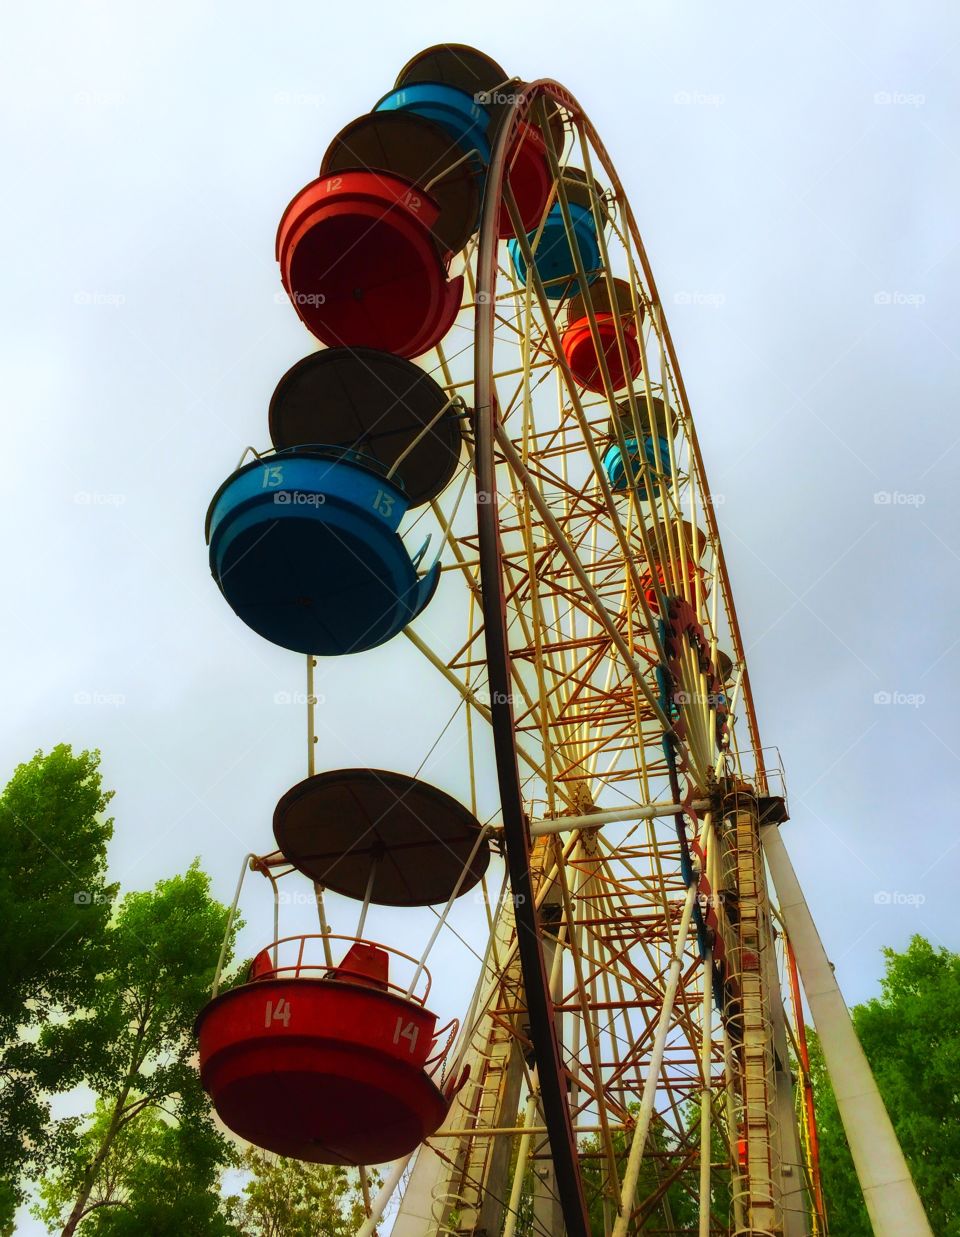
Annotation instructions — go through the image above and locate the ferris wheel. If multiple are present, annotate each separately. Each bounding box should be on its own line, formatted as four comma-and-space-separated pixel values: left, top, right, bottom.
195, 44, 932, 1237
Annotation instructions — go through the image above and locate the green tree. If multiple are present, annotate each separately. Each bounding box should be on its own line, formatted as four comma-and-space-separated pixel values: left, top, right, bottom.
34, 1101, 239, 1237
495, 1106, 715, 1234
579, 1113, 722, 1234
0, 746, 115, 1223
34, 862, 240, 1236
225, 1147, 378, 1236
810, 935, 960, 1235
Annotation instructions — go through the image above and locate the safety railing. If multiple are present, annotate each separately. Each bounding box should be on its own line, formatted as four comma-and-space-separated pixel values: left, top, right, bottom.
245, 932, 433, 1005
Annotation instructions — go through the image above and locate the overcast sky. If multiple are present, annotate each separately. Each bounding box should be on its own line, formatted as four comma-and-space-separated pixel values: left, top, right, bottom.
3, 2, 959, 1225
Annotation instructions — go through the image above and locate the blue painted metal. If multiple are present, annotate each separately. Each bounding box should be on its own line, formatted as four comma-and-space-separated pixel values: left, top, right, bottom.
506, 202, 600, 300
206, 449, 440, 656
375, 83, 491, 164
601, 434, 671, 498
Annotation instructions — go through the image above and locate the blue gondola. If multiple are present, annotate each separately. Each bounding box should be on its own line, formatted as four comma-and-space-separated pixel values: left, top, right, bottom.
206, 448, 440, 656
602, 435, 671, 499
375, 83, 491, 165
507, 202, 600, 300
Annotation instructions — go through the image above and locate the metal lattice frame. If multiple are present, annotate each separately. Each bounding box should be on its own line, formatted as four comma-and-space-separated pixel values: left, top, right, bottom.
378, 78, 795, 1237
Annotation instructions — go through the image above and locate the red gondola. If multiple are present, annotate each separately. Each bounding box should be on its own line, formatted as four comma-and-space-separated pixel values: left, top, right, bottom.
196, 936, 465, 1165
561, 277, 643, 392
498, 122, 552, 238
561, 313, 641, 392
276, 170, 463, 358
640, 521, 709, 612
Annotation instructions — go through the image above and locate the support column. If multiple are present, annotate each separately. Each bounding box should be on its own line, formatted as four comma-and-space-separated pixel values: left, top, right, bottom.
721, 785, 781, 1235
761, 820, 932, 1237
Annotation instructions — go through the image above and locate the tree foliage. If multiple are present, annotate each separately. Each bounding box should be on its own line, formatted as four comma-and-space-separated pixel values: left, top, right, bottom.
34, 1101, 239, 1237
810, 935, 960, 1236
500, 1102, 725, 1234
0, 744, 381, 1235
0, 746, 115, 1222
579, 1118, 702, 1234
34, 862, 240, 1235
225, 1147, 378, 1237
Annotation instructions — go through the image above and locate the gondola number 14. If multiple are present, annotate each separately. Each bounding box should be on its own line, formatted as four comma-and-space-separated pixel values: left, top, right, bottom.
393, 1016, 419, 1054
264, 998, 291, 1028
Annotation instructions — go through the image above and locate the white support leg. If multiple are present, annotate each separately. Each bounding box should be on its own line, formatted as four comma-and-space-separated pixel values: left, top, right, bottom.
761, 824, 932, 1237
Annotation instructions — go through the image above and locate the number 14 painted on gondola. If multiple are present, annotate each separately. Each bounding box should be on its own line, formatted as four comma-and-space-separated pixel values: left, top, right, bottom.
265, 998, 291, 1027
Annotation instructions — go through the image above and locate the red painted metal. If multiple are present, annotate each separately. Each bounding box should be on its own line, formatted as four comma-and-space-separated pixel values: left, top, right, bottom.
787, 940, 828, 1229
196, 938, 460, 1165
498, 122, 552, 238
561, 312, 641, 393
640, 561, 706, 613
276, 170, 463, 358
